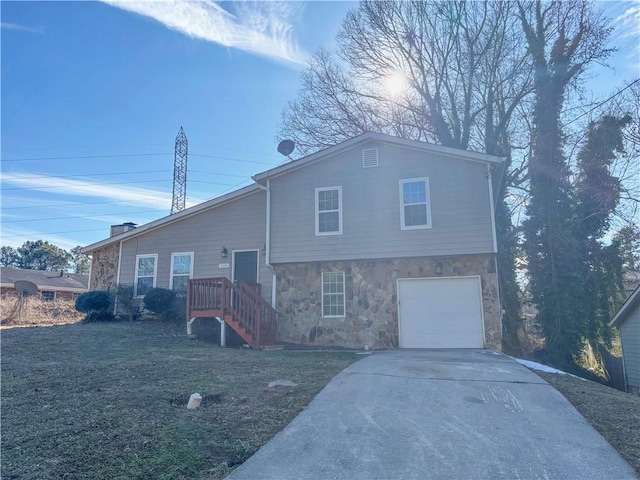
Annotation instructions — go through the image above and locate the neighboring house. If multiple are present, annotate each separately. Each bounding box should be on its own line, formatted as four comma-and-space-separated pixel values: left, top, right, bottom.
609, 286, 640, 395
0, 266, 89, 301
82, 132, 504, 350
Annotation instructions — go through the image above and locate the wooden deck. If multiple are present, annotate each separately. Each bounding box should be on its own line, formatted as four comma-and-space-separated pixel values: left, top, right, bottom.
186, 277, 277, 349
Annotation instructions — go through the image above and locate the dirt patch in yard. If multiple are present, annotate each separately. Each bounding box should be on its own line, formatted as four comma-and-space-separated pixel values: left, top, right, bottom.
1, 321, 359, 479
536, 371, 640, 476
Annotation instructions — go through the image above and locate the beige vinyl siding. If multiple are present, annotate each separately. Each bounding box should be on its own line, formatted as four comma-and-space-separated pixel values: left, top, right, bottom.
118, 190, 272, 302
269, 141, 495, 263
620, 304, 640, 392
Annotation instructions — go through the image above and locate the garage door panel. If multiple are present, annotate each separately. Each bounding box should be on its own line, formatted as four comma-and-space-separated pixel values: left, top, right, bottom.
398, 277, 484, 349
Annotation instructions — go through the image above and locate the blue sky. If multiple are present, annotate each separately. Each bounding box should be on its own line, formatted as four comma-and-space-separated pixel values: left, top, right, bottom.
1, 1, 638, 252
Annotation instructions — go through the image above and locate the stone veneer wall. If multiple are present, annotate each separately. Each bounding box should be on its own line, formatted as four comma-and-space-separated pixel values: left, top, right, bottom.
89, 244, 119, 291
274, 254, 501, 350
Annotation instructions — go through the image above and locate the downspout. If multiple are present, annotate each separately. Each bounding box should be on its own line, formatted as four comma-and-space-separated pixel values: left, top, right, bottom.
255, 178, 276, 307
114, 240, 123, 315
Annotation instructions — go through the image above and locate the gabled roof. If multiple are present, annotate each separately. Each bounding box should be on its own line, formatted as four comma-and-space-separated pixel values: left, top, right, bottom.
1, 267, 89, 292
81, 184, 261, 254
82, 133, 504, 254
609, 286, 640, 327
253, 132, 504, 182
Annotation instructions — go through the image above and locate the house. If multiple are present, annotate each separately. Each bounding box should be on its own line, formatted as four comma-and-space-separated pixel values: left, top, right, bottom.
0, 266, 89, 301
609, 286, 640, 395
82, 132, 504, 350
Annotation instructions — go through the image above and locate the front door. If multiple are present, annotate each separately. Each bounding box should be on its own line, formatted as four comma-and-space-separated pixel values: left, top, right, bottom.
233, 250, 258, 284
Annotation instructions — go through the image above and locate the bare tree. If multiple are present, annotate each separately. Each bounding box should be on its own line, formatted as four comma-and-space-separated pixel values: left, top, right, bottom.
518, 0, 616, 364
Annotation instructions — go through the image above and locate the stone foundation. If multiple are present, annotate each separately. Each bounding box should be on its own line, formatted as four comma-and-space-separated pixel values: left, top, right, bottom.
89, 244, 119, 291
274, 254, 502, 350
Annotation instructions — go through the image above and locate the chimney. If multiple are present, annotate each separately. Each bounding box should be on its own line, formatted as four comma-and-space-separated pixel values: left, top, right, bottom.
110, 222, 138, 237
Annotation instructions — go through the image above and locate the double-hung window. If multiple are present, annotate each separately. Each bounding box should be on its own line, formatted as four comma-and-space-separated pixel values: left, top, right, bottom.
41, 291, 55, 302
170, 252, 193, 293
315, 186, 342, 235
135, 254, 157, 297
399, 178, 431, 229
322, 272, 345, 317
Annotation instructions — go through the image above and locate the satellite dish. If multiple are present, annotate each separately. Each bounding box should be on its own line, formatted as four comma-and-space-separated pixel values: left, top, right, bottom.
277, 139, 295, 158
14, 280, 38, 296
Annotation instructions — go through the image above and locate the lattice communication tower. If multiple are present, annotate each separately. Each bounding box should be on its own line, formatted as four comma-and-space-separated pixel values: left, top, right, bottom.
171, 127, 188, 214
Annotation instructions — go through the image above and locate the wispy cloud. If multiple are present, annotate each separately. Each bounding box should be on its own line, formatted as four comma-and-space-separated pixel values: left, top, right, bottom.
1, 173, 204, 208
611, 3, 640, 69
1, 22, 44, 34
102, 0, 308, 67
1, 225, 87, 250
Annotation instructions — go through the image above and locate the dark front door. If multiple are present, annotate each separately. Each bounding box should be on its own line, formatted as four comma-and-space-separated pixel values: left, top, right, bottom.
233, 251, 258, 284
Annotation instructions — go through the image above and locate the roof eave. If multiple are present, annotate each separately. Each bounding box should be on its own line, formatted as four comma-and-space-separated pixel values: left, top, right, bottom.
253, 132, 504, 182
81, 184, 260, 253
609, 286, 640, 327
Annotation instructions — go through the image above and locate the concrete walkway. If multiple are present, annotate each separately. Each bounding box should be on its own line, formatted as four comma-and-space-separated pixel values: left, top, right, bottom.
227, 350, 637, 480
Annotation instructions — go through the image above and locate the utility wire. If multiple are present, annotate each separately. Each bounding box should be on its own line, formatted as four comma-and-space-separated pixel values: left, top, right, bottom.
1, 227, 110, 238
565, 78, 640, 127
2, 209, 168, 224
2, 178, 246, 191
2, 153, 171, 162
2, 199, 167, 210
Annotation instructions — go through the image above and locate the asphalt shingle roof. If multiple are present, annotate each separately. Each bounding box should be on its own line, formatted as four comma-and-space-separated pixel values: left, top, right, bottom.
0, 267, 89, 292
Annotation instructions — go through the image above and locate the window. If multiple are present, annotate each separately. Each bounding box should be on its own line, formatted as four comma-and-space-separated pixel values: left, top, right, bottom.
322, 272, 345, 317
41, 291, 55, 302
399, 178, 431, 229
315, 186, 342, 235
135, 254, 157, 297
170, 252, 193, 292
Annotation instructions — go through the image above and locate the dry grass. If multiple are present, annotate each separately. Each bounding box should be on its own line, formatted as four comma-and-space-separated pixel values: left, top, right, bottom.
536, 371, 640, 475
1, 321, 358, 479
1, 295, 83, 327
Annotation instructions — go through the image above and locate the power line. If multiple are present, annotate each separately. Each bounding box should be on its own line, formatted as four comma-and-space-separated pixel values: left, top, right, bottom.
2, 179, 173, 191
2, 177, 244, 191
2, 199, 163, 210
1, 142, 172, 152
2, 209, 168, 224
191, 153, 277, 166
2, 151, 280, 167
4, 170, 168, 180
1, 227, 109, 239
2, 152, 172, 162
565, 78, 640, 127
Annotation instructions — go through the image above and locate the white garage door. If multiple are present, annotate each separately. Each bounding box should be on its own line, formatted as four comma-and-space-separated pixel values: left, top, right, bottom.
398, 276, 485, 348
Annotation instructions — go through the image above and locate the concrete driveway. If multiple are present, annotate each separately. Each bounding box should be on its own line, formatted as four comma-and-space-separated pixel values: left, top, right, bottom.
227, 350, 637, 480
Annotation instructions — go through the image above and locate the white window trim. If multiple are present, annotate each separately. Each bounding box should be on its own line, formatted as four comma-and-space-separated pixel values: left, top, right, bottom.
399, 177, 432, 230
315, 186, 343, 236
169, 252, 194, 290
321, 271, 346, 318
134, 254, 158, 297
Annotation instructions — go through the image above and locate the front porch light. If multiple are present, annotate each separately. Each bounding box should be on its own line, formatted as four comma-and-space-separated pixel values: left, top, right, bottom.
221, 246, 228, 258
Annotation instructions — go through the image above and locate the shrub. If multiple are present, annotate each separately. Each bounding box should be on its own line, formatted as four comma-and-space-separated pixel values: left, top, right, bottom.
113, 284, 137, 321
143, 288, 176, 320
75, 291, 112, 313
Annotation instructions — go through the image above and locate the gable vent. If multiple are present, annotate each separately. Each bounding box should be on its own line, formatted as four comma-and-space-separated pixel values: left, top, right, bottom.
362, 148, 378, 168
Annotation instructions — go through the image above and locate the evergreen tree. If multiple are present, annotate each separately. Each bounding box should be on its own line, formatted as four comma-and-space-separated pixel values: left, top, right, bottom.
518, 0, 614, 365
574, 115, 632, 347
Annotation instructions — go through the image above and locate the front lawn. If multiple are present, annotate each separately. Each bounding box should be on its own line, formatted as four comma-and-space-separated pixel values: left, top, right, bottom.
1, 321, 358, 479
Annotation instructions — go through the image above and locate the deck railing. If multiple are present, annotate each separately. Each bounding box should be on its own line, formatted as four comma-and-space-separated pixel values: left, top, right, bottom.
187, 277, 276, 348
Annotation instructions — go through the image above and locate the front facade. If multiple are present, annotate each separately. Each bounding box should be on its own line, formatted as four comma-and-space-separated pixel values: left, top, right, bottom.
609, 287, 640, 395
83, 133, 503, 350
